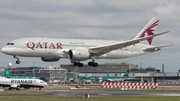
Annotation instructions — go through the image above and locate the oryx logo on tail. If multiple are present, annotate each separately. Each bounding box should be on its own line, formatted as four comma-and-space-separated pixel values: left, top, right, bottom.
134, 16, 160, 45
140, 20, 159, 45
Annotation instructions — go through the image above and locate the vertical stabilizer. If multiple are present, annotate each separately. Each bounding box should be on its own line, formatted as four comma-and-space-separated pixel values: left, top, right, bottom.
4, 68, 11, 77
134, 16, 160, 45
123, 69, 130, 77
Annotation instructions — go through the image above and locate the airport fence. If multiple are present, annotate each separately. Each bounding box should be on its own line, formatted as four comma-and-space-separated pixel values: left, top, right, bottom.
101, 81, 158, 90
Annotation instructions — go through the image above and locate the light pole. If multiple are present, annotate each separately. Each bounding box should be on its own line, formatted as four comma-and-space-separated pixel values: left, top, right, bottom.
33, 61, 35, 67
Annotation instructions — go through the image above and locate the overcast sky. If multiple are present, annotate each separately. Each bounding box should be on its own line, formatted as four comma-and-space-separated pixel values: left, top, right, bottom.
0, 0, 179, 72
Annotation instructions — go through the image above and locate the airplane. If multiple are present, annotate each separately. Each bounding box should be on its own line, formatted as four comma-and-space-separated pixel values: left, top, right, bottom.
80, 76, 98, 84
1, 17, 172, 67
4, 68, 37, 79
0, 76, 47, 90
102, 69, 134, 81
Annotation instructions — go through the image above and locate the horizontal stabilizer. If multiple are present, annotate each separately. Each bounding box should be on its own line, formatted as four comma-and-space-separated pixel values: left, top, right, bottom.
143, 44, 174, 52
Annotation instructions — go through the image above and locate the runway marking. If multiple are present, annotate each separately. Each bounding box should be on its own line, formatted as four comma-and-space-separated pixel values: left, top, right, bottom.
154, 93, 180, 96
57, 94, 67, 96
43, 90, 70, 91
99, 94, 110, 96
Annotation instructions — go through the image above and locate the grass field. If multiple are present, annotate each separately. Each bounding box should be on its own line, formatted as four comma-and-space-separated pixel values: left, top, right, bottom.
0, 96, 180, 101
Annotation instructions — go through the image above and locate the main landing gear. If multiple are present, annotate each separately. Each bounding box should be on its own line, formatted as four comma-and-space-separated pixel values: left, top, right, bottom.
14, 56, 20, 64
73, 61, 99, 67
88, 61, 98, 67
73, 62, 84, 67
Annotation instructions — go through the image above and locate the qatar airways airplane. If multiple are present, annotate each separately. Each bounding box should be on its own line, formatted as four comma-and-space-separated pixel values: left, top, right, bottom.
1, 17, 172, 67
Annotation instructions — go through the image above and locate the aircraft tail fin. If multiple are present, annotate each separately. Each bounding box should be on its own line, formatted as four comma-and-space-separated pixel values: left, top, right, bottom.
134, 16, 159, 45
123, 69, 130, 77
4, 68, 11, 77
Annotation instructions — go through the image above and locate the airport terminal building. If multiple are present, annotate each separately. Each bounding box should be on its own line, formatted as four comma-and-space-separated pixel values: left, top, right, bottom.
0, 63, 179, 83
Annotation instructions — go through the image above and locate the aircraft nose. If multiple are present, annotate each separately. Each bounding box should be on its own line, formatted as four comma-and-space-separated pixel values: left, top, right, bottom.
44, 82, 48, 86
1, 47, 6, 53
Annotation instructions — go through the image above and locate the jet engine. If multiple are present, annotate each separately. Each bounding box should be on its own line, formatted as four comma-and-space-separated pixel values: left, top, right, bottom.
41, 57, 60, 62
10, 84, 19, 88
10, 84, 20, 90
69, 48, 90, 61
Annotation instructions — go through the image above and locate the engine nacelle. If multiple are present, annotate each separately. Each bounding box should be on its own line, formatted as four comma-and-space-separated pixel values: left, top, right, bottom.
41, 57, 60, 62
10, 84, 19, 88
69, 48, 90, 61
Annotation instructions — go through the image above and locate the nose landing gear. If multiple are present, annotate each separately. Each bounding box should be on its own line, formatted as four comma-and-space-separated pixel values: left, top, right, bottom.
16, 60, 20, 64
14, 56, 21, 64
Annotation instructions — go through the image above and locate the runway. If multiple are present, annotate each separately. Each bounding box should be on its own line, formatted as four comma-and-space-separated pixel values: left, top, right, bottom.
1, 89, 180, 97
1, 84, 180, 97
49, 90, 180, 97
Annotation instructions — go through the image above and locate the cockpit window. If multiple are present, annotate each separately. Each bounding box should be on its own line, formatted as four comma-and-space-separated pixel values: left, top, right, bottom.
6, 43, 14, 45
10, 43, 14, 45
6, 43, 10, 45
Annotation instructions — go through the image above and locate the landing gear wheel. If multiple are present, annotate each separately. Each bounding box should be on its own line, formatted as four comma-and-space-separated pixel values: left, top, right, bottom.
14, 56, 20, 64
88, 62, 93, 66
93, 63, 98, 67
78, 63, 83, 67
73, 62, 84, 67
74, 62, 78, 66
16, 60, 20, 64
88, 61, 98, 67
16, 86, 20, 90
9, 88, 12, 90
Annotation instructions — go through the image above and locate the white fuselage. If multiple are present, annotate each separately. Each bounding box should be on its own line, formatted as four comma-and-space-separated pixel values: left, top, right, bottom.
0, 77, 47, 88
1, 38, 152, 60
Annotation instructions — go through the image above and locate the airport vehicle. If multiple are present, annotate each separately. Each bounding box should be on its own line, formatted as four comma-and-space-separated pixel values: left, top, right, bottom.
102, 69, 133, 81
1, 17, 172, 67
0, 76, 47, 90
4, 68, 37, 79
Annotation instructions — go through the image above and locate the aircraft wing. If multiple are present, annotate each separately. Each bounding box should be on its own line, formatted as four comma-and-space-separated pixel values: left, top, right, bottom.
89, 31, 169, 57
142, 44, 174, 52
106, 77, 136, 82
105, 78, 126, 82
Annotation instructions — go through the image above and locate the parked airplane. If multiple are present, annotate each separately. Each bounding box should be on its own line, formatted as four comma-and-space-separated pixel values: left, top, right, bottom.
4, 68, 36, 79
0, 76, 47, 90
102, 69, 133, 81
1, 17, 172, 67
80, 76, 98, 84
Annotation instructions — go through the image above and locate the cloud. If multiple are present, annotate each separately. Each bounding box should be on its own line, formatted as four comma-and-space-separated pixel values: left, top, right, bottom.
0, 0, 179, 70
102, 0, 157, 10
37, 0, 95, 7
